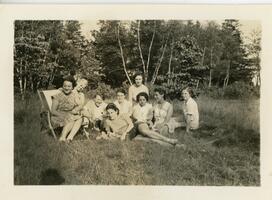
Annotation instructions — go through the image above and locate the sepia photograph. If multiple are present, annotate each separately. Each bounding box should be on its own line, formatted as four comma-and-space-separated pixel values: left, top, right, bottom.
1, 4, 272, 200
13, 19, 261, 186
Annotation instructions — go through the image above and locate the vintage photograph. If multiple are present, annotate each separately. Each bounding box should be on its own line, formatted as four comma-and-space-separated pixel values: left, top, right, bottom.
14, 19, 260, 185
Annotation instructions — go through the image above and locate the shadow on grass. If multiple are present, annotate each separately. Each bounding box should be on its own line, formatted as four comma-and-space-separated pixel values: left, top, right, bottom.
39, 168, 65, 185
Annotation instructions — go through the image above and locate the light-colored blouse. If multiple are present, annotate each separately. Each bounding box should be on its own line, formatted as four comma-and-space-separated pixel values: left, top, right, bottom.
83, 100, 107, 121
132, 103, 153, 123
114, 99, 132, 116
104, 114, 133, 136
128, 84, 149, 103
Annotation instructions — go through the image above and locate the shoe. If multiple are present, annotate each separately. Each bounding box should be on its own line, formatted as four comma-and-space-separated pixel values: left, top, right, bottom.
96, 135, 103, 140
66, 139, 73, 143
175, 143, 186, 150
59, 138, 66, 142
168, 138, 178, 145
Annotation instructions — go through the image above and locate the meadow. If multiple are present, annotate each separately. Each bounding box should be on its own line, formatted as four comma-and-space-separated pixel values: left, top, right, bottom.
14, 94, 260, 185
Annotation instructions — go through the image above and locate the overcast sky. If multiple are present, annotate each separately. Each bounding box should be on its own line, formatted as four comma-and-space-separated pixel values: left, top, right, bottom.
79, 20, 261, 43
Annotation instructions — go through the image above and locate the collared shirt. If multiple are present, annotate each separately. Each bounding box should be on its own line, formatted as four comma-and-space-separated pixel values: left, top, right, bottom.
114, 100, 132, 116
132, 103, 153, 123
128, 84, 149, 103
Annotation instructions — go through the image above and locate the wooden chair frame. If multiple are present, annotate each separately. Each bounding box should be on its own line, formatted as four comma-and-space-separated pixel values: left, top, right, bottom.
37, 89, 60, 140
37, 89, 90, 140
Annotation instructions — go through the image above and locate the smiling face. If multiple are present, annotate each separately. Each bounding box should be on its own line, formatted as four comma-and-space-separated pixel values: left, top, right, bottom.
94, 95, 103, 107
107, 108, 118, 120
62, 81, 73, 95
182, 89, 191, 101
138, 95, 147, 107
135, 75, 143, 87
154, 91, 164, 103
117, 92, 125, 103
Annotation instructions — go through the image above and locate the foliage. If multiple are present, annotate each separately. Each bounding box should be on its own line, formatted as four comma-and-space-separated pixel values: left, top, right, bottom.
86, 82, 116, 100
202, 81, 259, 99
14, 20, 101, 100
14, 20, 261, 100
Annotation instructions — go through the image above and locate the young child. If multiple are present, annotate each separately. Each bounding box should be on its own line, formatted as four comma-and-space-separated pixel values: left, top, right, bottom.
181, 87, 199, 133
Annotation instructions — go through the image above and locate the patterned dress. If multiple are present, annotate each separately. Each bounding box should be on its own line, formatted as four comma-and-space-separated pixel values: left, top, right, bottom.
51, 91, 81, 128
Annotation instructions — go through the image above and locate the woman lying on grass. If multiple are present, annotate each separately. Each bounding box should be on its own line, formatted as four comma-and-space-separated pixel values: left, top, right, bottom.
132, 92, 178, 145
181, 87, 199, 133
96, 103, 134, 140
51, 76, 83, 142
153, 88, 182, 135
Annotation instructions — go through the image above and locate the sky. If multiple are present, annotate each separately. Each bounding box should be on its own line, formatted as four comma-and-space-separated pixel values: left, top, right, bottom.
79, 20, 261, 43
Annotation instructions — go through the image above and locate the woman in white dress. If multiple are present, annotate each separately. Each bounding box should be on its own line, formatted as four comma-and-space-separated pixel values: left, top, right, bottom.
132, 92, 178, 145
181, 87, 199, 133
153, 88, 181, 136
114, 89, 132, 116
128, 73, 149, 104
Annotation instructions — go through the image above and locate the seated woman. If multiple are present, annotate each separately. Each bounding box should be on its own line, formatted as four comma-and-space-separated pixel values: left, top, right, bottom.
153, 88, 182, 136
51, 76, 83, 142
82, 93, 107, 131
114, 89, 132, 116
181, 87, 199, 133
132, 92, 178, 145
128, 73, 149, 105
97, 103, 134, 140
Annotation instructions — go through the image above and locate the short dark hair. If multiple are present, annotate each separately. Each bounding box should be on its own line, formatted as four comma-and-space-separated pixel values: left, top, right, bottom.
106, 103, 119, 115
95, 93, 105, 100
154, 87, 166, 100
116, 88, 127, 95
62, 75, 76, 88
136, 92, 149, 102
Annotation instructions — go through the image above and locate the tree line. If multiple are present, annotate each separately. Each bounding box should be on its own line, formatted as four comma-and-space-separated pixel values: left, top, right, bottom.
14, 20, 261, 100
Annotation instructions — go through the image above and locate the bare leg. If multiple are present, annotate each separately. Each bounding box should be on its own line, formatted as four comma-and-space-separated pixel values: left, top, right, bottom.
138, 123, 178, 145
66, 118, 83, 141
59, 121, 75, 141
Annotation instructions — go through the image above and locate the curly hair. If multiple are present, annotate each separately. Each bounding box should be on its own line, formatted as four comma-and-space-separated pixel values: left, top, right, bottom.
136, 92, 149, 102
105, 103, 120, 115
62, 75, 76, 88
154, 87, 166, 100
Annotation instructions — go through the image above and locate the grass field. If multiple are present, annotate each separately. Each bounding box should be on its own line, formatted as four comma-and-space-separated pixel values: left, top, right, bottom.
14, 94, 260, 185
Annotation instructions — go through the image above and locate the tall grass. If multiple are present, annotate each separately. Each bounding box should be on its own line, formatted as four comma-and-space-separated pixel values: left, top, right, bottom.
14, 94, 260, 185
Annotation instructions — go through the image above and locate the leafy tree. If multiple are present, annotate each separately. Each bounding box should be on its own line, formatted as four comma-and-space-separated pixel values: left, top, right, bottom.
219, 20, 249, 87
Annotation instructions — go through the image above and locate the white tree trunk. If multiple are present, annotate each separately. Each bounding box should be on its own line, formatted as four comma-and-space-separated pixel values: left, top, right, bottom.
116, 24, 132, 85
208, 48, 213, 88
137, 21, 146, 76
167, 42, 174, 86
223, 60, 230, 88
145, 21, 156, 83
151, 42, 167, 85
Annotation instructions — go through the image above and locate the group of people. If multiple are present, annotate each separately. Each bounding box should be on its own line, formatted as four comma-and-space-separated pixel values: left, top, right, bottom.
50, 73, 199, 147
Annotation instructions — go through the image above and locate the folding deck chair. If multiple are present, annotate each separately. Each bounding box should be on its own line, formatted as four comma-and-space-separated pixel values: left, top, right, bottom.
37, 89, 90, 140
37, 89, 60, 140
